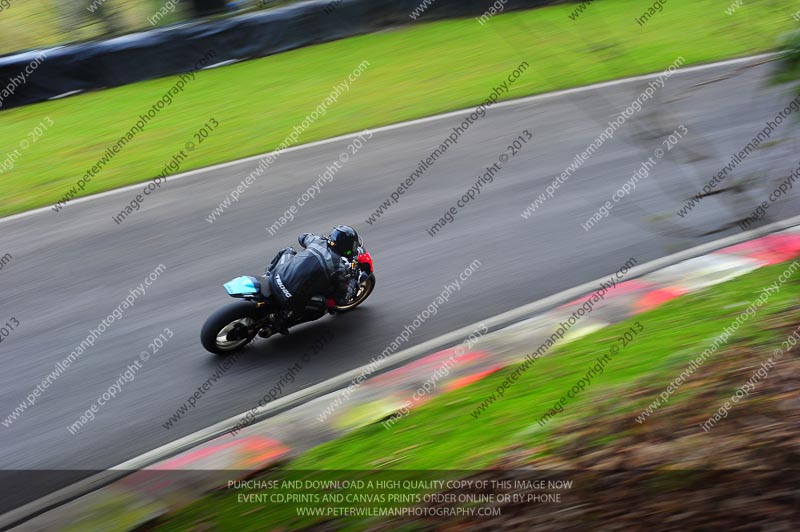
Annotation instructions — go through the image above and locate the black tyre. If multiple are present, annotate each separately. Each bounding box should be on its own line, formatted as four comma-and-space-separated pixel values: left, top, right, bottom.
201, 301, 263, 355
333, 274, 375, 313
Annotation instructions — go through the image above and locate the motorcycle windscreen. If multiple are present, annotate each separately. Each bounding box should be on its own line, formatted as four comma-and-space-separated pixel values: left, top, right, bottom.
224, 276, 260, 296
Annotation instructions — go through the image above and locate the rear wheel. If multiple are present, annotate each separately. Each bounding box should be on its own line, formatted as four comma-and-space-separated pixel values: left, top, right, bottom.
201, 301, 264, 355
334, 274, 375, 312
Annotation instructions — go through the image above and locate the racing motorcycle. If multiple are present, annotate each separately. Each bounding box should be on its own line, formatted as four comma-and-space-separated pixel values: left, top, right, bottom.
200, 242, 375, 355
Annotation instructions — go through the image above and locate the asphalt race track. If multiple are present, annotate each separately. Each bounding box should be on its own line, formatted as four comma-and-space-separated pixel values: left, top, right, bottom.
1, 58, 798, 511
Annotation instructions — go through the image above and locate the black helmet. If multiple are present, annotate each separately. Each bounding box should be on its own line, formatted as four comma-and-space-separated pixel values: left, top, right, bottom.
329, 225, 359, 257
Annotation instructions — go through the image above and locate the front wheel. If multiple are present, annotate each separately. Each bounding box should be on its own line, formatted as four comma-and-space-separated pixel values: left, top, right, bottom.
201, 301, 263, 355
334, 274, 375, 312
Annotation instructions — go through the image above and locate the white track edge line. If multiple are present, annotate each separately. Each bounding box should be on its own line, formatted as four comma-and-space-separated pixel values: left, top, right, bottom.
0, 52, 776, 225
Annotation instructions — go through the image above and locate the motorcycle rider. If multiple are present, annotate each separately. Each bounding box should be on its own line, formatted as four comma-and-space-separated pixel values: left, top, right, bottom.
265, 225, 361, 334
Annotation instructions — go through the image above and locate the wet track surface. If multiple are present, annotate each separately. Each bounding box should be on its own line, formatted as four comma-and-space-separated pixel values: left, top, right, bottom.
1, 59, 798, 509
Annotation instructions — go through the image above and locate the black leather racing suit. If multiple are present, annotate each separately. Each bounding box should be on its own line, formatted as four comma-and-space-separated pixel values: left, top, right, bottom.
267, 233, 356, 320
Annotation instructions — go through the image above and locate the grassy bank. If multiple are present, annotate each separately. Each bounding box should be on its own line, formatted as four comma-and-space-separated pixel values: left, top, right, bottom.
150, 260, 800, 531
1, 0, 797, 217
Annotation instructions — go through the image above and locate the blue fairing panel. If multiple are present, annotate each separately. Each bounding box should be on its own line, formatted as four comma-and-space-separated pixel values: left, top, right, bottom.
224, 276, 260, 296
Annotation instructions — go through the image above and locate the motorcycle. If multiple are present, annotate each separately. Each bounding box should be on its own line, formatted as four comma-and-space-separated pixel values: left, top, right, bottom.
200, 242, 375, 355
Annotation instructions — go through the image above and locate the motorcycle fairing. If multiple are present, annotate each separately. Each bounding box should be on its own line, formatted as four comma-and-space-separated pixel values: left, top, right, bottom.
224, 276, 261, 296
357, 251, 373, 273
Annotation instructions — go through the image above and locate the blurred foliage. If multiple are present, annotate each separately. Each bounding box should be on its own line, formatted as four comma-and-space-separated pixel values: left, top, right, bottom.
772, 29, 800, 96
0, 0, 299, 56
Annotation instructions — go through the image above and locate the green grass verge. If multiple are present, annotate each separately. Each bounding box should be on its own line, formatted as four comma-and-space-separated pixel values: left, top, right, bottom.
150, 261, 800, 531
1, 0, 797, 218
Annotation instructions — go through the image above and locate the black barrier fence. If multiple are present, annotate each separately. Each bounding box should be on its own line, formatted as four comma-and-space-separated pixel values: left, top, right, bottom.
193, 0, 229, 17
0, 0, 560, 111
